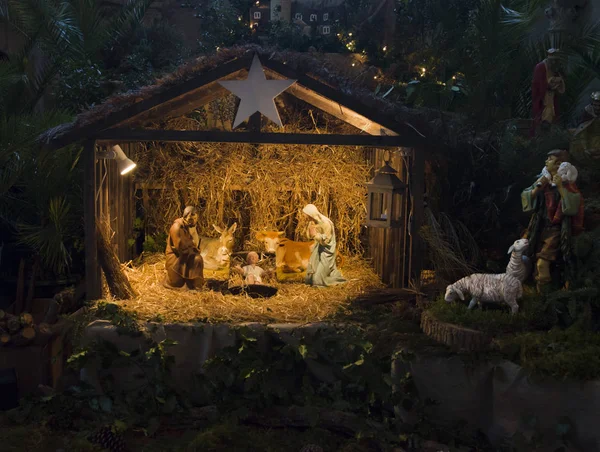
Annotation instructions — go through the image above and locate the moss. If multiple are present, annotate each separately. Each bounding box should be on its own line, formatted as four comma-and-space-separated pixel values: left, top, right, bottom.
499, 327, 600, 380
186, 422, 345, 452
0, 425, 101, 451
427, 290, 551, 336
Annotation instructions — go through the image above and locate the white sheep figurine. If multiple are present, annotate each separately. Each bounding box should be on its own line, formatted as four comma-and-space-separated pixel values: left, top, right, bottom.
505, 238, 532, 283
540, 161, 578, 185
444, 273, 522, 314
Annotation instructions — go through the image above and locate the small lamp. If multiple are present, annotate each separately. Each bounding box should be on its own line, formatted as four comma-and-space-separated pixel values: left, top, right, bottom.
97, 145, 137, 175
366, 158, 406, 228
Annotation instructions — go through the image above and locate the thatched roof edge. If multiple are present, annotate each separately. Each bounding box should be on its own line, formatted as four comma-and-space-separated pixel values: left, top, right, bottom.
39, 44, 474, 149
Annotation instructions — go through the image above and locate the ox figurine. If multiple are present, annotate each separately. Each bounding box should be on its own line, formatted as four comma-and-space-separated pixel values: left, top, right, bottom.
255, 230, 343, 273
191, 223, 237, 270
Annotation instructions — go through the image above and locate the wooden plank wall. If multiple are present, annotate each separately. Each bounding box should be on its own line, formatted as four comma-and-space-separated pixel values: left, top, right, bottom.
365, 148, 412, 288
95, 144, 136, 263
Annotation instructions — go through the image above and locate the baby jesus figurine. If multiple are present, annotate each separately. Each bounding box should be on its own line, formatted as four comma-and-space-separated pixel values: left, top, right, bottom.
233, 251, 272, 285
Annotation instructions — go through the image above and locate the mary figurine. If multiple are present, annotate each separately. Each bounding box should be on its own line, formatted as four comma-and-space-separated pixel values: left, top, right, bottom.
302, 204, 347, 287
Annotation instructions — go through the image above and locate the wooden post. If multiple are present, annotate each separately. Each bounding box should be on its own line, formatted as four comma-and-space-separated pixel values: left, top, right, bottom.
410, 148, 425, 283
84, 140, 102, 300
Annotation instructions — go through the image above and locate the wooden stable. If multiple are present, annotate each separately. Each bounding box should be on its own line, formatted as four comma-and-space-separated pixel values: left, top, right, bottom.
41, 51, 427, 298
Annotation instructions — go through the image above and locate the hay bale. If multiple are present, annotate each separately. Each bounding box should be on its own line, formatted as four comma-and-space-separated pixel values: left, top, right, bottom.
134, 115, 371, 258
98, 253, 384, 324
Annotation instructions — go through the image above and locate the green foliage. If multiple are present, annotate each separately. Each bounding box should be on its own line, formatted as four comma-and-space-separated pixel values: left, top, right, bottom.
0, 110, 83, 276
186, 422, 346, 452
428, 292, 553, 336
500, 327, 600, 380
55, 59, 109, 112
191, 0, 253, 52
198, 326, 396, 418
91, 301, 141, 335
143, 232, 167, 253
66, 335, 180, 433
267, 21, 311, 52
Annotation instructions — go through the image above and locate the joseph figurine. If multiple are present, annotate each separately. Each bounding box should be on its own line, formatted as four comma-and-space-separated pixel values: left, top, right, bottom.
163, 206, 204, 290
521, 150, 584, 291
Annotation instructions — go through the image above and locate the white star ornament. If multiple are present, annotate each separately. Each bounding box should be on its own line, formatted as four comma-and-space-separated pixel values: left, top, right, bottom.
219, 55, 296, 129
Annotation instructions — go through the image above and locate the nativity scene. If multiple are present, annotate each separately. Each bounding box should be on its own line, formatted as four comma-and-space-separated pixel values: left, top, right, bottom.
5, 0, 600, 447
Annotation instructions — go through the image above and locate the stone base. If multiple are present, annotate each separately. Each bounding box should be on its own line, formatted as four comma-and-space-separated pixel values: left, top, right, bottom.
392, 351, 600, 451
81, 320, 338, 405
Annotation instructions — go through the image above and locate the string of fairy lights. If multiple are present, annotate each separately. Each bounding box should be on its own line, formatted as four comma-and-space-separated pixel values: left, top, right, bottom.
239, 2, 464, 93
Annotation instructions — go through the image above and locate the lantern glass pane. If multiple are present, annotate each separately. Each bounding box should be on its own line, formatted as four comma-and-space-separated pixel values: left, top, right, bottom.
369, 192, 389, 221
392, 192, 403, 222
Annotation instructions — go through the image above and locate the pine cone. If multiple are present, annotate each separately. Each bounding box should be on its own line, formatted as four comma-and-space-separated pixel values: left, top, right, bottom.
88, 425, 127, 452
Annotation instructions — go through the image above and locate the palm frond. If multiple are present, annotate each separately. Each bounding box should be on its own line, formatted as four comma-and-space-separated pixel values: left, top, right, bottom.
102, 0, 153, 47
17, 196, 72, 275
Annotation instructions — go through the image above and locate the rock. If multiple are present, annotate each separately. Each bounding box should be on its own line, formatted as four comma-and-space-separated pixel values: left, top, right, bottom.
391, 350, 600, 452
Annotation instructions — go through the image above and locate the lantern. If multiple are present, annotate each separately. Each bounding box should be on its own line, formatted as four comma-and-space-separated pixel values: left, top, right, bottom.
366, 160, 406, 228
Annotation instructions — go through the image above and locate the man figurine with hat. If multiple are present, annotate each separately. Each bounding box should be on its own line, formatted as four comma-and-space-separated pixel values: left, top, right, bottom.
521, 150, 584, 292
531, 48, 566, 136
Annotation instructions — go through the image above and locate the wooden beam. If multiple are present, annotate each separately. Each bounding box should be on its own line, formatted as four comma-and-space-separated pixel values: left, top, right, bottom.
264, 68, 396, 136
121, 71, 247, 127
261, 59, 419, 140
409, 148, 425, 282
83, 140, 102, 300
96, 128, 415, 147
48, 55, 254, 149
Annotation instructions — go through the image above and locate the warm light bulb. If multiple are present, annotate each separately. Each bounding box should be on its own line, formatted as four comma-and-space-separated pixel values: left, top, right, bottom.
352, 63, 356, 66
373, 76, 377, 79
348, 32, 352, 36
382, 46, 387, 51
120, 162, 136, 176
452, 75, 456, 80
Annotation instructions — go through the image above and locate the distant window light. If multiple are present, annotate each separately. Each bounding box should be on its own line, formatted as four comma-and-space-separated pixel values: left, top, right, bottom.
253, 11, 261, 19
310, 14, 317, 21
323, 13, 329, 21
322, 25, 331, 34
295, 13, 302, 20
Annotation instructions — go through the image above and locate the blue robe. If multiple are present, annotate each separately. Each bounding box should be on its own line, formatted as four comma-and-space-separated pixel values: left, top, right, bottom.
305, 219, 346, 287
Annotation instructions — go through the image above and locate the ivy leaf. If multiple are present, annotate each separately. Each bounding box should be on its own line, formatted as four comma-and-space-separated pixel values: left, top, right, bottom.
162, 338, 179, 346
113, 419, 128, 432
241, 368, 255, 379
298, 344, 308, 359
155, 396, 166, 404
119, 350, 130, 357
344, 356, 365, 369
